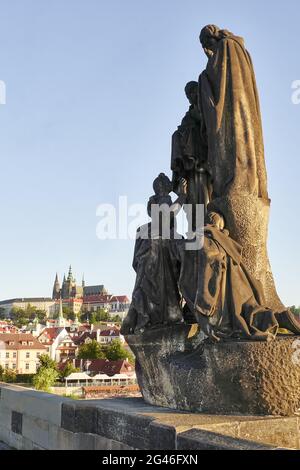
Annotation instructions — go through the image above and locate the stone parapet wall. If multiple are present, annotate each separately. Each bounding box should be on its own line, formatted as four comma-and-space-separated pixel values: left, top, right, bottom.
0, 383, 294, 450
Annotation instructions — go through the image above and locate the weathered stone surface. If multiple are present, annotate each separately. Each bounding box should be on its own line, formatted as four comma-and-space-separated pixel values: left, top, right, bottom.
127, 325, 300, 416
1, 383, 300, 449
96, 407, 155, 449
22, 415, 49, 449
61, 403, 98, 434
0, 384, 70, 426
0, 441, 11, 450
11, 411, 22, 435
177, 429, 275, 450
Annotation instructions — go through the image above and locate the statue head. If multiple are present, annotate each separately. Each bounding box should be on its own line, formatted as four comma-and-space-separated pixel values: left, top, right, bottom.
153, 173, 172, 196
184, 81, 198, 106
199, 25, 232, 58
206, 211, 225, 231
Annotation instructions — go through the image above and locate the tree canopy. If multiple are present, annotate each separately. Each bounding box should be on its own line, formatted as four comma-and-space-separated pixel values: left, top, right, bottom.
33, 354, 59, 392
77, 340, 105, 360
10, 304, 47, 327
105, 339, 134, 363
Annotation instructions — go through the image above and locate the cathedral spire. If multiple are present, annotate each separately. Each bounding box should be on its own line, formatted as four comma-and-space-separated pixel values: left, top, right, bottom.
82, 274, 85, 288
67, 265, 73, 281
52, 273, 61, 300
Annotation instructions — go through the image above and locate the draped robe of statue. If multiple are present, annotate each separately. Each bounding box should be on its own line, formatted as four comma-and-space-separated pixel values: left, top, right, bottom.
197, 26, 292, 318
194, 226, 278, 340
178, 225, 300, 340
122, 225, 183, 334
171, 103, 210, 231
121, 190, 185, 335
199, 31, 268, 199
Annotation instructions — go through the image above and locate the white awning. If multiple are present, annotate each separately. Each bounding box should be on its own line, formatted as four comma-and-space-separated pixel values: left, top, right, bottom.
92, 374, 111, 380
111, 373, 133, 380
65, 372, 92, 381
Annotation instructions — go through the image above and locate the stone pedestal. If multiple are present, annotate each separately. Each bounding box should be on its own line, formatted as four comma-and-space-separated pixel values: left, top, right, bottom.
127, 325, 300, 416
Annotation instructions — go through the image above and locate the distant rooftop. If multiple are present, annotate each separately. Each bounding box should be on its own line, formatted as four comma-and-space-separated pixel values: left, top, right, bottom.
0, 298, 53, 305
83, 285, 107, 296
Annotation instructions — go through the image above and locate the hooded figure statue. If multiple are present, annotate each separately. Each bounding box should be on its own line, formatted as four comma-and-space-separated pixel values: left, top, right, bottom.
199, 25, 268, 199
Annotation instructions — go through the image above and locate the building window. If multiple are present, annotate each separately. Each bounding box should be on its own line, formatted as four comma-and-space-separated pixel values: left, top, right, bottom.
25, 363, 30, 371
5, 364, 9, 369
12, 364, 16, 370
5, 352, 9, 358
36, 352, 40, 358
13, 352, 16, 358
26, 352, 30, 359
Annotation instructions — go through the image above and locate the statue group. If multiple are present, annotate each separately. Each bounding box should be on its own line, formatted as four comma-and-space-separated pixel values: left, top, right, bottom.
122, 25, 300, 416
122, 24, 300, 343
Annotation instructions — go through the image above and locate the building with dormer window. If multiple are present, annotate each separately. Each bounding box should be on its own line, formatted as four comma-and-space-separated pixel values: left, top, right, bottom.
0, 333, 46, 374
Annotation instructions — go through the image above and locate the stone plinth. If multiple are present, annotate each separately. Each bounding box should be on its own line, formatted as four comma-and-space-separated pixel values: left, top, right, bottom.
1, 383, 300, 449
126, 325, 300, 416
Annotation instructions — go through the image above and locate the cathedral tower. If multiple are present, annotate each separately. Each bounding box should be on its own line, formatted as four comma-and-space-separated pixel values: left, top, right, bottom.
52, 273, 61, 300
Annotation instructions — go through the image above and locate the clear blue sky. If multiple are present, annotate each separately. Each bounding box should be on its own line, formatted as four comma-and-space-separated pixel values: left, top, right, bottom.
0, 0, 299, 305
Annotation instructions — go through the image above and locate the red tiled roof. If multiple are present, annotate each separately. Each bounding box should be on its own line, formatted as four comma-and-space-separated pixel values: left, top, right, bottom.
110, 296, 130, 303
59, 298, 83, 304
0, 333, 47, 351
82, 295, 112, 304
73, 331, 97, 345
74, 359, 134, 376
38, 327, 64, 345
100, 327, 121, 337
0, 327, 19, 333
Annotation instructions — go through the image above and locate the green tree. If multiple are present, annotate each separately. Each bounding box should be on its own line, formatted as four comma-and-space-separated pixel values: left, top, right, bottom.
105, 339, 134, 363
62, 306, 76, 321
97, 309, 109, 322
0, 367, 17, 383
87, 309, 110, 324
0, 308, 6, 320
33, 368, 59, 392
37, 354, 58, 371
33, 354, 59, 392
3, 369, 17, 383
34, 309, 47, 324
290, 306, 300, 316
112, 315, 122, 324
9, 304, 47, 327
59, 362, 80, 380
10, 307, 28, 328
77, 340, 105, 360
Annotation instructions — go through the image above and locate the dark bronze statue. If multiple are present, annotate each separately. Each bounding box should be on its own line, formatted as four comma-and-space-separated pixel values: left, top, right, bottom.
179, 212, 290, 342
198, 25, 268, 199
171, 81, 211, 231
197, 24, 286, 313
122, 25, 300, 416
122, 25, 300, 342
121, 174, 186, 335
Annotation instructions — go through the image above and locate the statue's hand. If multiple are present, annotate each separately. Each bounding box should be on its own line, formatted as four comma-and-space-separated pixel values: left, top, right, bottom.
197, 313, 220, 343
177, 178, 187, 196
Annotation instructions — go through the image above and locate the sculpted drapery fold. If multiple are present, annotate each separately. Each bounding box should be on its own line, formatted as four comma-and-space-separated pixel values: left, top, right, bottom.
199, 29, 268, 199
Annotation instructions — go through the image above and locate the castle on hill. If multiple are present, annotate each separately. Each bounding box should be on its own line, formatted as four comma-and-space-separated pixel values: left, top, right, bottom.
51, 266, 130, 316
52, 266, 107, 301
